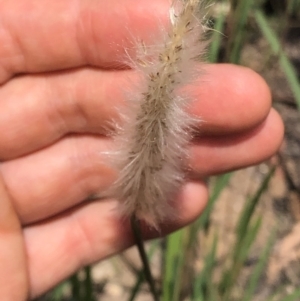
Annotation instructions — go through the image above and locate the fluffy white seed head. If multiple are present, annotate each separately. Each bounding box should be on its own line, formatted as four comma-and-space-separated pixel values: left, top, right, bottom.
110, 0, 208, 227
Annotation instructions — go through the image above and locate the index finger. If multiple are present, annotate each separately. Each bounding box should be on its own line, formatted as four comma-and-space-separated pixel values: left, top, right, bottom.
0, 0, 169, 83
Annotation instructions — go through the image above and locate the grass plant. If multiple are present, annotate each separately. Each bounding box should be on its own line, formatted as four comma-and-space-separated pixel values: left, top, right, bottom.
255, 10, 300, 109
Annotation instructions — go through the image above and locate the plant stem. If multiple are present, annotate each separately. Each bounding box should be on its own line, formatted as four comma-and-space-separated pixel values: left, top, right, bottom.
70, 273, 81, 301
130, 215, 160, 301
84, 266, 94, 301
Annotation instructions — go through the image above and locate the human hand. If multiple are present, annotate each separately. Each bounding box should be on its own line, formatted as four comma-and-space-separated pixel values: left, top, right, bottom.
0, 0, 284, 300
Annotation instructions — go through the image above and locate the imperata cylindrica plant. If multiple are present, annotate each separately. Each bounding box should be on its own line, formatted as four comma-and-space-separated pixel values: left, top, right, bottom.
107, 0, 209, 299
112, 0, 208, 227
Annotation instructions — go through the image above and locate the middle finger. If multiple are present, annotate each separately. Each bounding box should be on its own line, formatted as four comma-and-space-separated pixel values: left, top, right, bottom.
0, 64, 270, 159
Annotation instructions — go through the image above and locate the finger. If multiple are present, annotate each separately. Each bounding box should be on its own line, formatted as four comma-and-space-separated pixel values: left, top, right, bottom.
190, 109, 284, 177
24, 181, 208, 298
0, 0, 170, 83
2, 135, 116, 224
193, 64, 272, 135
0, 64, 271, 159
2, 109, 283, 224
0, 177, 29, 300
0, 68, 119, 159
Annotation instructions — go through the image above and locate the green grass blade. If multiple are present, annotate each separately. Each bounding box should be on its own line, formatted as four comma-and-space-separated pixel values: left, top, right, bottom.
209, 12, 226, 63
255, 10, 300, 109
219, 167, 275, 299
195, 173, 232, 233
49, 282, 67, 301
128, 241, 159, 301
69, 267, 94, 301
83, 266, 94, 301
220, 216, 262, 301
229, 0, 253, 63
236, 216, 262, 263
192, 233, 218, 301
186, 172, 232, 293
70, 272, 82, 301
162, 229, 183, 301
162, 228, 187, 301
236, 166, 275, 240
242, 229, 276, 301
187, 173, 231, 301
128, 273, 145, 301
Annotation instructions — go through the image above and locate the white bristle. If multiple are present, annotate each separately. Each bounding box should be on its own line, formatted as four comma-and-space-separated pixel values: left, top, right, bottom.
111, 0, 208, 227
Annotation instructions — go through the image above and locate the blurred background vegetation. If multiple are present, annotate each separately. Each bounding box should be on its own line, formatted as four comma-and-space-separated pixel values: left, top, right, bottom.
36, 0, 300, 300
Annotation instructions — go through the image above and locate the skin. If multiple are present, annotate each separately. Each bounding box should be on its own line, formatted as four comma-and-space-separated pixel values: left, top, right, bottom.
0, 0, 284, 300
